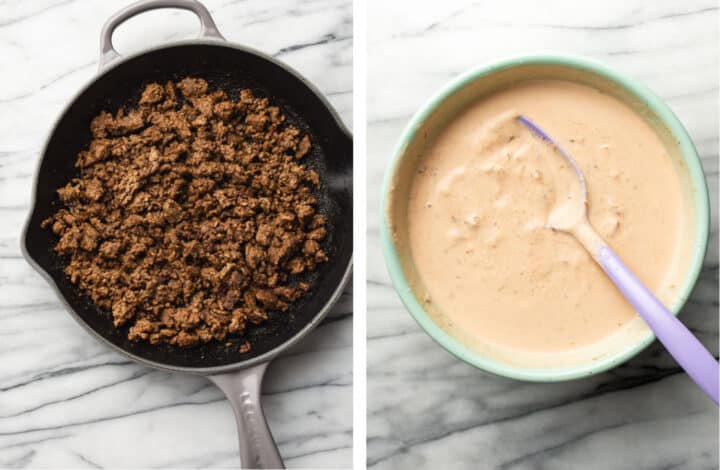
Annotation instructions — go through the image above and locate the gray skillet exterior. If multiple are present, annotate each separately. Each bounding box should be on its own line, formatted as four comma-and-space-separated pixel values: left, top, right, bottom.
21, 0, 352, 468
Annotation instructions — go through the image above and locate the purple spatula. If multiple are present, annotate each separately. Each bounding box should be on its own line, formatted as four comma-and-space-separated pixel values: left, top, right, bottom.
518, 115, 719, 405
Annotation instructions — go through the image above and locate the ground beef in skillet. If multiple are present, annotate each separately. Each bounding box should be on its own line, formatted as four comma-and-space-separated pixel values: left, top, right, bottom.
42, 78, 328, 349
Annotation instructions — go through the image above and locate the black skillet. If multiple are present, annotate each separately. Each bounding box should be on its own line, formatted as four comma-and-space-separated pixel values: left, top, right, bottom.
21, 1, 352, 468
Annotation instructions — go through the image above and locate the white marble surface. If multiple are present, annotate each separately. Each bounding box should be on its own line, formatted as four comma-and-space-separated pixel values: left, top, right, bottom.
0, 0, 352, 468
367, 1, 718, 469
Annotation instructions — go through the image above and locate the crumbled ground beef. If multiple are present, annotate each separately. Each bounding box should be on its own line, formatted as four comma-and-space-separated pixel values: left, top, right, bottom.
42, 78, 328, 349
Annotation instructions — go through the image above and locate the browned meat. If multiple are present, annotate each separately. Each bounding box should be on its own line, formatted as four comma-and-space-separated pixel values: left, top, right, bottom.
43, 78, 328, 348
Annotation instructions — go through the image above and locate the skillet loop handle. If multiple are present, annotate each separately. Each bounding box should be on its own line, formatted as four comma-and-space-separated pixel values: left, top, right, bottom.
99, 0, 225, 71
209, 363, 284, 469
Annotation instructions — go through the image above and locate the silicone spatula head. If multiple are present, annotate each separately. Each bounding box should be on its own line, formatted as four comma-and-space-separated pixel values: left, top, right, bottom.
517, 115, 588, 231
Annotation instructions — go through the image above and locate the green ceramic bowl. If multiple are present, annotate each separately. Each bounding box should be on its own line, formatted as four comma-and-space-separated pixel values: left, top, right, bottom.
380, 54, 710, 382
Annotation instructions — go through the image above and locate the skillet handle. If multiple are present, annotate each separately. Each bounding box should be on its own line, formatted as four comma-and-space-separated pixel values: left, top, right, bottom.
209, 362, 285, 469
99, 0, 225, 70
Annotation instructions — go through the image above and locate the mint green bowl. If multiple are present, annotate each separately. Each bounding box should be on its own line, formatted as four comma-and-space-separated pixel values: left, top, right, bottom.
380, 55, 710, 382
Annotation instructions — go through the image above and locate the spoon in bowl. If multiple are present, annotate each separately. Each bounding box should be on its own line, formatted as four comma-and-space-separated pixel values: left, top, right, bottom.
518, 115, 719, 405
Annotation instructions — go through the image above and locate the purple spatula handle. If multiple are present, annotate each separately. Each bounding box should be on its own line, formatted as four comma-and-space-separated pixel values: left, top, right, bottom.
598, 246, 719, 404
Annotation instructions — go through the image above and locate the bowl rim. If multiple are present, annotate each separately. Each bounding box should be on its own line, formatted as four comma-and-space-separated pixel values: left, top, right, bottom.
379, 53, 710, 382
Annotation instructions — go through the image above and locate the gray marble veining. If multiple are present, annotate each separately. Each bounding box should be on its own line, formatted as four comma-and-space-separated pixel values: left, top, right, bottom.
0, 0, 352, 468
367, 1, 718, 469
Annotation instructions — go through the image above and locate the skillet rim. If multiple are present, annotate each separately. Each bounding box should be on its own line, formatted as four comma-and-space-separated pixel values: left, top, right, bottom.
21, 37, 353, 375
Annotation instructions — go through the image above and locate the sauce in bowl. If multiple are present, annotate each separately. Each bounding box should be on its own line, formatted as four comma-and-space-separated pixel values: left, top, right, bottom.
405, 79, 694, 367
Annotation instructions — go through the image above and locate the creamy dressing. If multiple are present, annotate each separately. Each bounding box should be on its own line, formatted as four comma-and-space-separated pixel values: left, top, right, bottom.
406, 79, 690, 361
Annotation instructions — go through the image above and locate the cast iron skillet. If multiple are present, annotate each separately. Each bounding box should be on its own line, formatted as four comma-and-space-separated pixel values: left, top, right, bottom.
21, 1, 352, 468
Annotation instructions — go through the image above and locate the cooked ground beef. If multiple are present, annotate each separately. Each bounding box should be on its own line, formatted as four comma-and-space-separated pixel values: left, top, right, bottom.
42, 78, 328, 349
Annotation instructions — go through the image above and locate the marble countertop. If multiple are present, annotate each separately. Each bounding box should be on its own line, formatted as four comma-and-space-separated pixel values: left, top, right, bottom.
367, 1, 718, 469
0, 0, 352, 468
